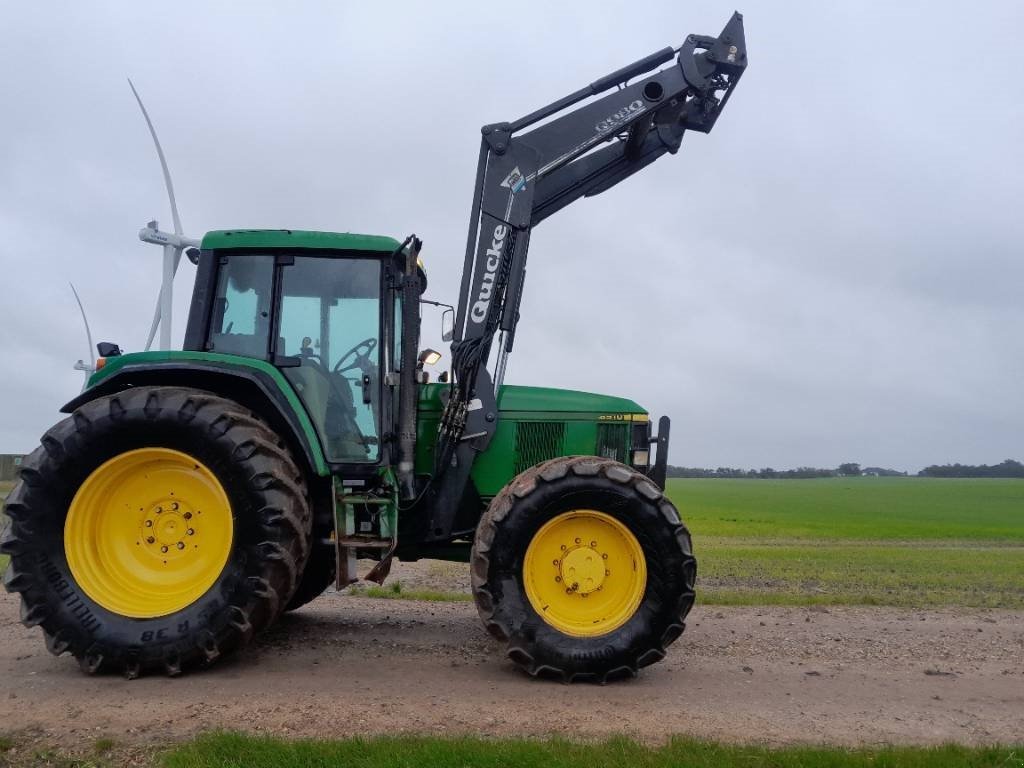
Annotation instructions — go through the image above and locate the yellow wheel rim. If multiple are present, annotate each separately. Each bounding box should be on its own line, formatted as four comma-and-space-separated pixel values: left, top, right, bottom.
64, 448, 233, 619
523, 510, 647, 637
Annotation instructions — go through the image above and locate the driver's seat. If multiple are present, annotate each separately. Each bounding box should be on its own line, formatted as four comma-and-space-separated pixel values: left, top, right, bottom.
286, 342, 368, 461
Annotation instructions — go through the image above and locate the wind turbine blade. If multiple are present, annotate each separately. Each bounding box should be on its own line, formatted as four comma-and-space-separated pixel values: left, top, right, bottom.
69, 282, 95, 364
142, 244, 184, 351
143, 296, 161, 352
128, 78, 183, 236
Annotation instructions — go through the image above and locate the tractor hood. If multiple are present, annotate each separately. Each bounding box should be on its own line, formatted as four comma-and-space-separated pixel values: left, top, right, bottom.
418, 383, 645, 418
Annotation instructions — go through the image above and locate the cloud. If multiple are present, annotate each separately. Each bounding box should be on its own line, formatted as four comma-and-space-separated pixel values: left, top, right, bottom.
1, 0, 1021, 472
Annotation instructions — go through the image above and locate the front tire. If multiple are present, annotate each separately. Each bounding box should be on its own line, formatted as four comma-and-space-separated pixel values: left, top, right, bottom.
1, 386, 311, 677
470, 456, 696, 682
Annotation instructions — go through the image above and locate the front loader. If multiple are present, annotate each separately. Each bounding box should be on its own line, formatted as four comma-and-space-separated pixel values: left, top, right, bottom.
2, 13, 747, 681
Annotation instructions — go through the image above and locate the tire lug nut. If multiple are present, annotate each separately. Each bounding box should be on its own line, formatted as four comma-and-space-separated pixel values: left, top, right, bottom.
590, 541, 597, 548
156, 507, 163, 514
554, 576, 561, 583
177, 542, 185, 550
605, 569, 611, 576
184, 512, 192, 520
602, 553, 608, 560
146, 536, 155, 544
574, 537, 581, 544
187, 528, 195, 536
160, 545, 168, 553
560, 544, 566, 551
145, 520, 153, 527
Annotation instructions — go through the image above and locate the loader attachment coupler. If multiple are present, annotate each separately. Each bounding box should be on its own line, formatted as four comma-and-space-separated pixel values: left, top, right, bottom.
425, 12, 747, 541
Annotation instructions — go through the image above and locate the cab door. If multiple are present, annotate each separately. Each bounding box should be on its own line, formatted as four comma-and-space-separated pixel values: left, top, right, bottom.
276, 256, 384, 463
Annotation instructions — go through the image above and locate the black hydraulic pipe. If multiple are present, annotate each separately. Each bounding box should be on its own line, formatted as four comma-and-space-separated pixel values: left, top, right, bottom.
509, 46, 674, 133
589, 46, 674, 93
397, 237, 423, 501
454, 139, 489, 340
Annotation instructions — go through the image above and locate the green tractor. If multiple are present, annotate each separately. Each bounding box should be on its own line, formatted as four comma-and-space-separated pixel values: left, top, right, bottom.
2, 15, 746, 680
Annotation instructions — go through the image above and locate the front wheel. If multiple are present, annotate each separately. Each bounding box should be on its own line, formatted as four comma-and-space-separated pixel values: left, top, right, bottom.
470, 456, 696, 682
1, 386, 311, 677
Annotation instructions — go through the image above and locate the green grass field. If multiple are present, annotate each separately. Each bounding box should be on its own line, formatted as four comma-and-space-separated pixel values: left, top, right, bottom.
668, 478, 1023, 541
667, 478, 1024, 608
158, 732, 1023, 768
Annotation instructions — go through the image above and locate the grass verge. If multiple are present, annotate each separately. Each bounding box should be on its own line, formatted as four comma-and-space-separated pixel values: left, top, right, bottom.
348, 580, 473, 603
1, 481, 13, 571
342, 534, 1024, 609
697, 536, 1024, 609
0, 515, 7, 573
162, 732, 1024, 768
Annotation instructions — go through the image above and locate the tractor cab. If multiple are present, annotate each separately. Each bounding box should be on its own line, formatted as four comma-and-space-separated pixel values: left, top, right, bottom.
183, 229, 420, 465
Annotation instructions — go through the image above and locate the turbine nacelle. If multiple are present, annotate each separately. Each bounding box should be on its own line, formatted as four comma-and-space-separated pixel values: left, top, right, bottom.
138, 222, 200, 250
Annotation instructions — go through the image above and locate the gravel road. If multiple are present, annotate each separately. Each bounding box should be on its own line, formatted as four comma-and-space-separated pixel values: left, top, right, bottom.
1, 587, 1022, 748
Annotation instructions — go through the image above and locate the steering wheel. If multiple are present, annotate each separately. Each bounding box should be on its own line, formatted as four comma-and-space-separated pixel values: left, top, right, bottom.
333, 337, 378, 374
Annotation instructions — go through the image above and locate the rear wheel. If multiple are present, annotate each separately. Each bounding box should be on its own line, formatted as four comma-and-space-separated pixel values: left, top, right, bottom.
284, 544, 336, 611
1, 386, 311, 677
471, 456, 696, 682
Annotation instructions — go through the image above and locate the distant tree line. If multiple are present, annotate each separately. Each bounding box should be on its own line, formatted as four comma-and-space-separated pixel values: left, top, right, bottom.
664, 463, 880, 479
917, 459, 1024, 478
665, 459, 1024, 479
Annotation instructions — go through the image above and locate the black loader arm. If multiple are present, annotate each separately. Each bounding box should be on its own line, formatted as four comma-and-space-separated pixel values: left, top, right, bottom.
425, 13, 747, 540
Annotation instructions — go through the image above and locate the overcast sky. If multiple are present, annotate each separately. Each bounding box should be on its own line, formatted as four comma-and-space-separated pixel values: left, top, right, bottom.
1, 1, 1021, 472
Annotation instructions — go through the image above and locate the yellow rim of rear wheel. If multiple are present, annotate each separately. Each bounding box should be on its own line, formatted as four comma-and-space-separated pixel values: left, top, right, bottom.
523, 509, 647, 637
64, 447, 233, 619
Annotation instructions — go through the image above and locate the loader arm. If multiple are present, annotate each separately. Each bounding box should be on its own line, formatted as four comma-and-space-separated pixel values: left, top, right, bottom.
424, 12, 747, 539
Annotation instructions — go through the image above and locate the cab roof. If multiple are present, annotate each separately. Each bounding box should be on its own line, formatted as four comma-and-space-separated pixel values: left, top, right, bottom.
201, 229, 401, 252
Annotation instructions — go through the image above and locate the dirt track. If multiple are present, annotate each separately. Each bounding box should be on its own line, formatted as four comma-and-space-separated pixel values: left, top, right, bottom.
1, 585, 1022, 748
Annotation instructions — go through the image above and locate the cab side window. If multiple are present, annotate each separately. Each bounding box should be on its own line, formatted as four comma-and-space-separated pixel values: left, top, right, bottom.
209, 256, 274, 358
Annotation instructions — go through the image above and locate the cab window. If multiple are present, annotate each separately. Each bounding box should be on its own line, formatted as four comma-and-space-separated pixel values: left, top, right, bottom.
278, 257, 382, 462
209, 255, 274, 358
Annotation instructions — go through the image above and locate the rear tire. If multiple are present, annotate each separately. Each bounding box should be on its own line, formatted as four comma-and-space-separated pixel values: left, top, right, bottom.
1, 386, 311, 677
284, 544, 336, 611
470, 456, 696, 682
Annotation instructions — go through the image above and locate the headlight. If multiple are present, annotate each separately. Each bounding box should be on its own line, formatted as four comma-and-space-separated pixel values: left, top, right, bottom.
632, 449, 649, 467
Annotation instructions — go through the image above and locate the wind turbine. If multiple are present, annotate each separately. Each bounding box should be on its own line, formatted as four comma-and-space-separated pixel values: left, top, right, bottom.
70, 283, 95, 391
128, 78, 200, 351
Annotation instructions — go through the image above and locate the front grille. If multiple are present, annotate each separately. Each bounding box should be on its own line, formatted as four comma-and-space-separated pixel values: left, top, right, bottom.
514, 421, 565, 474
596, 423, 630, 463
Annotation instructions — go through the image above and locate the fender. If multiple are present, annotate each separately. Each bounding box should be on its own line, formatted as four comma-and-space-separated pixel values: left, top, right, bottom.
61, 352, 330, 478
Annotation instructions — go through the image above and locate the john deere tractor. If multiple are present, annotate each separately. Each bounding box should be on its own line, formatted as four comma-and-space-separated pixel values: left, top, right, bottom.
2, 14, 746, 680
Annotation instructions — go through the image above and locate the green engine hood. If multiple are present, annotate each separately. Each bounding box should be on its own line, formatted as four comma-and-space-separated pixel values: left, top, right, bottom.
418, 383, 644, 417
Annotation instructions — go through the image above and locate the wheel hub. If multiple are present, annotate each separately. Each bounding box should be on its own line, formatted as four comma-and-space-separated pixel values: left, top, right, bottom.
557, 544, 607, 595
523, 509, 646, 637
142, 500, 198, 557
64, 448, 233, 619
